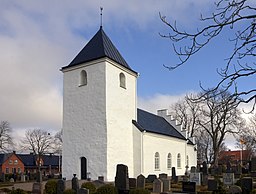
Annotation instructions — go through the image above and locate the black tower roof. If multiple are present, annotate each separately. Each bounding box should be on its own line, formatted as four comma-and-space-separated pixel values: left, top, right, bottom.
62, 27, 134, 72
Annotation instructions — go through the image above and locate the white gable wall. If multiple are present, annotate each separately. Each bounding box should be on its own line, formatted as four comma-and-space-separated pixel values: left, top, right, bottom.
62, 60, 108, 180
105, 59, 137, 181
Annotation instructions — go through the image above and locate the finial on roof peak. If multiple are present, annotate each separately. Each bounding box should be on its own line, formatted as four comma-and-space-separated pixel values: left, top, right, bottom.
100, 7, 103, 29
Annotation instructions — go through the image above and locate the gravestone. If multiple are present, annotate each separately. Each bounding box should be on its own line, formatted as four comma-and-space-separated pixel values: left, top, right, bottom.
129, 178, 137, 189
241, 177, 253, 194
153, 178, 163, 193
226, 161, 232, 173
137, 174, 145, 189
251, 157, 256, 172
202, 161, 208, 175
72, 174, 79, 193
159, 173, 167, 180
201, 174, 208, 186
229, 185, 242, 194
163, 179, 171, 192
1, 173, 5, 182
21, 173, 26, 182
115, 164, 129, 192
182, 181, 196, 194
57, 179, 66, 194
10, 178, 14, 183
147, 174, 157, 183
32, 182, 43, 194
223, 173, 234, 185
190, 166, 196, 173
98, 176, 104, 182
208, 179, 218, 191
78, 188, 89, 194
171, 167, 178, 183
189, 173, 201, 186
36, 171, 42, 183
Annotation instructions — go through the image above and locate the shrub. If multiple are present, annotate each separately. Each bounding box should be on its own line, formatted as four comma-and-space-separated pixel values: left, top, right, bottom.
63, 189, 76, 194
44, 179, 57, 194
96, 184, 117, 194
129, 188, 150, 194
9, 188, 28, 194
81, 182, 96, 193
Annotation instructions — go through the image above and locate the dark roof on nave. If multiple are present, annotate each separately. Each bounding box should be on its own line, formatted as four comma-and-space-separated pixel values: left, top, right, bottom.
63, 27, 135, 72
133, 109, 187, 141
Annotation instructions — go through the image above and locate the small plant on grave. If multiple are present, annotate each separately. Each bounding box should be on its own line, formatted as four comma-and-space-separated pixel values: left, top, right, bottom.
44, 179, 57, 194
9, 188, 28, 194
95, 184, 117, 194
81, 182, 96, 193
129, 188, 150, 194
63, 189, 76, 194
252, 189, 256, 194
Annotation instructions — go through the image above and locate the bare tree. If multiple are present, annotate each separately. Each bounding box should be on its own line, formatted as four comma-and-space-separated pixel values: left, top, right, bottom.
170, 94, 200, 137
0, 121, 13, 152
53, 129, 62, 154
22, 129, 54, 170
160, 0, 256, 109
192, 89, 244, 166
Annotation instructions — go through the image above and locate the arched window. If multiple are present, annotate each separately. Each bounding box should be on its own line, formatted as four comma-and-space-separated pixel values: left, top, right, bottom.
155, 152, 160, 170
186, 155, 189, 167
119, 73, 126, 88
167, 153, 172, 169
79, 70, 87, 86
177, 153, 181, 168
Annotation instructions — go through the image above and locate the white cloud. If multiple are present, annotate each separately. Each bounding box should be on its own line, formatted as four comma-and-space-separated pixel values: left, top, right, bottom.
138, 93, 187, 114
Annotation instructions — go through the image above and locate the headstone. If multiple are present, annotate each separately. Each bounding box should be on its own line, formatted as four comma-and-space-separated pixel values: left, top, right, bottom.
226, 161, 232, 173
228, 185, 242, 194
241, 177, 253, 194
115, 164, 129, 192
171, 167, 178, 183
202, 161, 208, 175
72, 174, 79, 193
137, 174, 145, 189
218, 165, 222, 174
237, 164, 242, 175
201, 174, 208, 186
78, 188, 89, 194
182, 182, 196, 193
190, 166, 196, 173
129, 178, 137, 189
208, 179, 218, 191
251, 157, 256, 172
21, 173, 26, 182
98, 176, 104, 182
223, 173, 234, 185
189, 173, 201, 186
32, 182, 43, 194
36, 171, 42, 183
159, 173, 167, 180
1, 173, 5, 182
10, 178, 14, 183
163, 179, 171, 192
147, 174, 157, 183
57, 179, 66, 194
153, 178, 163, 193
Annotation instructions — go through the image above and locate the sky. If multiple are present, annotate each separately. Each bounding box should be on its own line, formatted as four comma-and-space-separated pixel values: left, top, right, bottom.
0, 0, 253, 150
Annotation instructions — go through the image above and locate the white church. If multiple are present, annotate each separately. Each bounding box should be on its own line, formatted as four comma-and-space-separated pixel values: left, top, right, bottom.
61, 26, 197, 181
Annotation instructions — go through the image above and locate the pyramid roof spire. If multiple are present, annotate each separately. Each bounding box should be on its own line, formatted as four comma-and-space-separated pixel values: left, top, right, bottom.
62, 27, 135, 72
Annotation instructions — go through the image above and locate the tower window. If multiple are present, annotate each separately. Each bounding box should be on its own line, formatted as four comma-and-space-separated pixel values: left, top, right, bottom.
119, 73, 126, 89
155, 152, 160, 170
79, 70, 87, 86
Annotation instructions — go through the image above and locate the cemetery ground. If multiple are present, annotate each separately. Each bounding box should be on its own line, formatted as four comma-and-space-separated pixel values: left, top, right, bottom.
1, 162, 256, 194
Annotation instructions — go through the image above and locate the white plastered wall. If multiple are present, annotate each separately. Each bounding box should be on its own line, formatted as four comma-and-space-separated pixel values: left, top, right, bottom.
105, 59, 137, 181
62, 60, 108, 180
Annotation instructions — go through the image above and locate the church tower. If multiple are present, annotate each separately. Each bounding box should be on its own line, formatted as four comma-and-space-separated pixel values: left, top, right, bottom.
61, 27, 138, 181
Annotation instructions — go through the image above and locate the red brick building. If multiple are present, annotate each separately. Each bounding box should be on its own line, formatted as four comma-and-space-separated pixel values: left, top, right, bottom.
219, 150, 251, 165
0, 152, 24, 174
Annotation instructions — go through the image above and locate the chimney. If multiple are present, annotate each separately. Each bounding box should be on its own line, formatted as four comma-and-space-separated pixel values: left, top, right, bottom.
157, 109, 168, 117
13, 151, 16, 154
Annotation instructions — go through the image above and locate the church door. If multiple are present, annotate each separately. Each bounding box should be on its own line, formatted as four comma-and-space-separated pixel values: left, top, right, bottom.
81, 157, 87, 179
